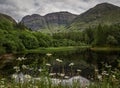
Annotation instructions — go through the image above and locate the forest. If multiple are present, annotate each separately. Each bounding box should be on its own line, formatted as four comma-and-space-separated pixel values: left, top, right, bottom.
0, 21, 120, 54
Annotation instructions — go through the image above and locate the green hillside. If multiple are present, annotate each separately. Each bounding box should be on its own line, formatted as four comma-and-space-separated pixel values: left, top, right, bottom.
68, 3, 120, 31
0, 13, 16, 30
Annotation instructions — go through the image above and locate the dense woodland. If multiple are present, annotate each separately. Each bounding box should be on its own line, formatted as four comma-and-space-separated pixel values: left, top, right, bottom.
0, 21, 120, 54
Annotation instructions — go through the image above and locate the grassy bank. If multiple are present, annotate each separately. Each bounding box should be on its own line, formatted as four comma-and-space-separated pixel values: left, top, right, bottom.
25, 46, 91, 53
91, 47, 120, 52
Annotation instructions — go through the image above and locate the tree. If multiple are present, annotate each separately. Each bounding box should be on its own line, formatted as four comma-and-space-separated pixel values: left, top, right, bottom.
107, 35, 118, 47
19, 32, 39, 49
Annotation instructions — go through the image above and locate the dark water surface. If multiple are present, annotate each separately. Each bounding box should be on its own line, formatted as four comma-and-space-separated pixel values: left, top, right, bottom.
0, 49, 120, 79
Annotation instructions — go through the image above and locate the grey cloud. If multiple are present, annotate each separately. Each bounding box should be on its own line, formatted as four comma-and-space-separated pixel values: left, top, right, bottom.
0, 0, 119, 21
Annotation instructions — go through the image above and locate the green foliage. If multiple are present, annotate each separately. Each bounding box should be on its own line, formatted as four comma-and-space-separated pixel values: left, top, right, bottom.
33, 32, 52, 47
19, 31, 39, 49
0, 14, 15, 30
107, 35, 118, 46
0, 14, 120, 54
69, 3, 120, 31
15, 22, 28, 30
84, 24, 120, 47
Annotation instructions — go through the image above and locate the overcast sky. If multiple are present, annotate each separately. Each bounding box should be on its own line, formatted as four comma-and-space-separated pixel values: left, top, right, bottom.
0, 0, 120, 21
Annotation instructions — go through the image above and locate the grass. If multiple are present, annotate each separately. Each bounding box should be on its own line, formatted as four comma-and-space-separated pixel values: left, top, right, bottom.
90, 47, 120, 52
25, 46, 91, 53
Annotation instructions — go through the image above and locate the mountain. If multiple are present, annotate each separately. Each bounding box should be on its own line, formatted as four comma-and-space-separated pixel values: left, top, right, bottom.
68, 3, 120, 31
21, 12, 77, 32
0, 13, 16, 30
21, 14, 47, 31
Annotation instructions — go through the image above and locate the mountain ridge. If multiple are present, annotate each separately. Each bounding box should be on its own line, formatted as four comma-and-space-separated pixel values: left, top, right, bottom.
0, 2, 120, 32
68, 3, 120, 31
0, 13, 16, 30
21, 11, 77, 32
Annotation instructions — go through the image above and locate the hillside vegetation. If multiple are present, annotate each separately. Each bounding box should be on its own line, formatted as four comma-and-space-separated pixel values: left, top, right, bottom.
68, 3, 120, 31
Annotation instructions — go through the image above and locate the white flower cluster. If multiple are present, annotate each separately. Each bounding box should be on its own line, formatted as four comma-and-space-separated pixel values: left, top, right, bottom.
17, 57, 27, 61
69, 63, 74, 66
13, 66, 20, 72
56, 59, 63, 63
46, 53, 52, 56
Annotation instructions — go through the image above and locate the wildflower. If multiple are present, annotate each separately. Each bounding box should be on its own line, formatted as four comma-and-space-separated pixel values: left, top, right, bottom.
105, 64, 112, 68
46, 53, 52, 56
21, 57, 27, 60
12, 74, 17, 79
0, 80, 4, 84
102, 71, 108, 76
58, 73, 65, 77
17, 57, 27, 61
64, 76, 69, 79
46, 63, 51, 66
22, 65, 28, 69
49, 73, 56, 76
24, 74, 31, 79
34, 86, 39, 88
97, 75, 102, 80
69, 62, 74, 66
105, 73, 109, 76
17, 57, 22, 61
56, 59, 63, 63
38, 68, 42, 72
1, 78, 5, 81
95, 69, 98, 72
13, 66, 20, 72
112, 75, 116, 78
77, 69, 81, 72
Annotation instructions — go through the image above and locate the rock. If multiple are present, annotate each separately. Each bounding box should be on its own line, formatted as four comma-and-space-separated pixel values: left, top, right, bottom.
21, 11, 77, 31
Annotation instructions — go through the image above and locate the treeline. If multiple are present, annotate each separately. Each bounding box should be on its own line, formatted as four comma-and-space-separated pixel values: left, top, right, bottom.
0, 23, 86, 54
53, 24, 120, 47
0, 22, 120, 54
84, 24, 120, 47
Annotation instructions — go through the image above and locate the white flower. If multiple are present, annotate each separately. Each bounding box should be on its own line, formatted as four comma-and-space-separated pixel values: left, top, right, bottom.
22, 65, 27, 69
34, 86, 38, 88
38, 69, 42, 72
21, 57, 27, 60
102, 71, 107, 75
56, 59, 63, 63
69, 63, 74, 66
60, 73, 65, 77
77, 69, 81, 72
46, 63, 51, 66
49, 73, 56, 76
24, 74, 31, 79
64, 76, 69, 79
95, 69, 98, 72
58, 73, 65, 77
46, 53, 52, 56
105, 64, 112, 68
17, 57, 27, 61
13, 66, 20, 72
12, 74, 17, 79
97, 75, 102, 80
112, 75, 116, 78
17, 57, 22, 61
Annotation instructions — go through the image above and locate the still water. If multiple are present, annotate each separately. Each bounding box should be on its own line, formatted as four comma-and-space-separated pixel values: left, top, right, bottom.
0, 49, 120, 79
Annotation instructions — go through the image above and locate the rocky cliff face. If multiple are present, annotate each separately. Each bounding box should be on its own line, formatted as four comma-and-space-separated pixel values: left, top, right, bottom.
21, 14, 47, 31
21, 12, 77, 31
